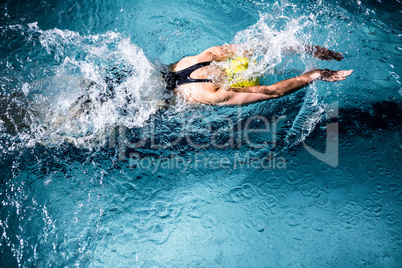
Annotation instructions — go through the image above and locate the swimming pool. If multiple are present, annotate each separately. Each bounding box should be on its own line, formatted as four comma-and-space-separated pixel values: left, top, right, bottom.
0, 0, 401, 266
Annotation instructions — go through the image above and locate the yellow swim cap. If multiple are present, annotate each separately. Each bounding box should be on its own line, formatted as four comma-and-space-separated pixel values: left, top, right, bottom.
224, 57, 260, 88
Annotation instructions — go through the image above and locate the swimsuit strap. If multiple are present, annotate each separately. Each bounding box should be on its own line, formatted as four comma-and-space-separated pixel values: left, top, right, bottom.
174, 61, 213, 86
162, 61, 214, 92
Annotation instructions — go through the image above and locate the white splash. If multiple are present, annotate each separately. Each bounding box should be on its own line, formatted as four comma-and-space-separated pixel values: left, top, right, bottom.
22, 25, 166, 149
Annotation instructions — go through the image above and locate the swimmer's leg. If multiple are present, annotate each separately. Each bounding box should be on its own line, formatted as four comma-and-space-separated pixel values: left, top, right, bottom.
68, 78, 98, 118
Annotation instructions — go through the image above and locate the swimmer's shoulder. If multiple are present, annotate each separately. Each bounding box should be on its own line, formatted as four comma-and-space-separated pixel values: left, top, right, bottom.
172, 51, 217, 72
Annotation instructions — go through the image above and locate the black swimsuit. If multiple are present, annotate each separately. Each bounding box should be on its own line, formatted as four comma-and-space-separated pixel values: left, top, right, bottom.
163, 61, 213, 92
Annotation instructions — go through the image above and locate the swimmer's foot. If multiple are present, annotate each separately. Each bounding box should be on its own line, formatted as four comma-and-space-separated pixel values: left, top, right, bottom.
80, 78, 96, 90
68, 78, 98, 119
319, 69, 353, 82
69, 96, 92, 119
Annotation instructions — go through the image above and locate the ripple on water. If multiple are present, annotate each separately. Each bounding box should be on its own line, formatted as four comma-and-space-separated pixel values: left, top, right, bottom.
311, 217, 327, 232
364, 169, 377, 181
337, 202, 364, 229
285, 170, 304, 185
342, 166, 355, 178
388, 184, 400, 196
282, 209, 305, 228
135, 208, 153, 219
151, 201, 181, 220
185, 198, 209, 218
257, 195, 278, 215
374, 183, 388, 194
370, 192, 384, 203
363, 198, 384, 219
359, 151, 370, 162
227, 183, 256, 203
265, 176, 283, 189
375, 163, 394, 177
387, 230, 402, 245
151, 201, 170, 217
126, 199, 183, 245
299, 182, 320, 198
289, 158, 300, 168
200, 215, 216, 229
343, 139, 354, 152
333, 168, 345, 178
256, 175, 284, 196
384, 210, 398, 226
321, 184, 333, 195
314, 195, 332, 210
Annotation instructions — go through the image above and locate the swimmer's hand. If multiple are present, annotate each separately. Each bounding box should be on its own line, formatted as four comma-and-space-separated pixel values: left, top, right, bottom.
308, 45, 344, 61
317, 69, 353, 82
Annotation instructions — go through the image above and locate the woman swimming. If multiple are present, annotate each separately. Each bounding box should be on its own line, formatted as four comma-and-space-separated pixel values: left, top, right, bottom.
165, 44, 353, 105
69, 43, 352, 119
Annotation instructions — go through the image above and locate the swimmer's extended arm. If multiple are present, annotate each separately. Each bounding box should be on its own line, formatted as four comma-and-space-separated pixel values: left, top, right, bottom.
203, 43, 343, 62
284, 45, 344, 61
215, 69, 353, 105
306, 45, 344, 61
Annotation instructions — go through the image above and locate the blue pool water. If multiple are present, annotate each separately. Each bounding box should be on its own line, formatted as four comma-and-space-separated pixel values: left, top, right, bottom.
1, 0, 401, 266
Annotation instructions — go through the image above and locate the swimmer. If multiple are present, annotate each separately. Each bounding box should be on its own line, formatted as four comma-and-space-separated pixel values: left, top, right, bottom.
164, 44, 353, 105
